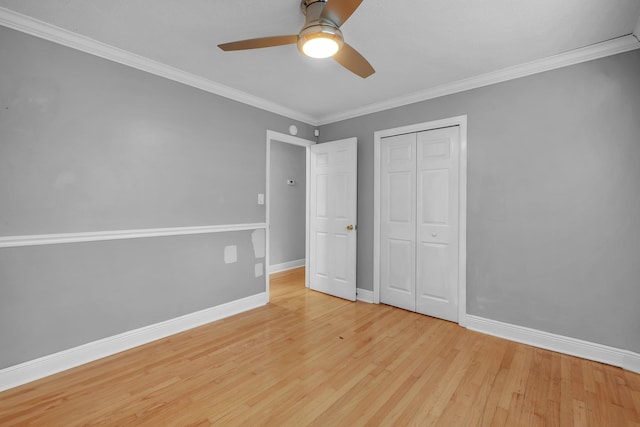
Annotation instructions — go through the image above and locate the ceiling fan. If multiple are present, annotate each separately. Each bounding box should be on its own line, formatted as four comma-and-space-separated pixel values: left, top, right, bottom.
218, 0, 374, 78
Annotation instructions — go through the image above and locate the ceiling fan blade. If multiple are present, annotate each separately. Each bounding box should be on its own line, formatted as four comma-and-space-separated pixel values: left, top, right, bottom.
218, 35, 298, 51
320, 0, 364, 27
333, 42, 374, 78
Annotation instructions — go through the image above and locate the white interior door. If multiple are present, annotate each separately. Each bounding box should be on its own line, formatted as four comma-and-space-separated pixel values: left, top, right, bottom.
309, 138, 357, 301
380, 133, 416, 311
415, 127, 459, 322
379, 126, 460, 322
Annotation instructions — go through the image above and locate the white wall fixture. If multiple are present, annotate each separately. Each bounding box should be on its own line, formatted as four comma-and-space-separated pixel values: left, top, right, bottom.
289, 125, 298, 135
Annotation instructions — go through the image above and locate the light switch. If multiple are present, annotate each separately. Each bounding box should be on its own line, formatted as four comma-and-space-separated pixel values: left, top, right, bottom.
258, 193, 264, 205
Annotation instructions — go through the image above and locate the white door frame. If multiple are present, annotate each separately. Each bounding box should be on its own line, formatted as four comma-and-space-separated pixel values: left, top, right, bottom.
265, 130, 315, 297
373, 115, 468, 326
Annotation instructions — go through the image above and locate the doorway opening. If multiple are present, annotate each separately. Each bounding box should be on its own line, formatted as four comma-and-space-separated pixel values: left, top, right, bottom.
265, 130, 314, 298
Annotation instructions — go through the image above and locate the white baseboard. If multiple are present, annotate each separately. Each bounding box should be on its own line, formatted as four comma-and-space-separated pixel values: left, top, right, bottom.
624, 352, 640, 374
356, 288, 374, 303
269, 259, 305, 274
0, 292, 268, 392
466, 315, 640, 374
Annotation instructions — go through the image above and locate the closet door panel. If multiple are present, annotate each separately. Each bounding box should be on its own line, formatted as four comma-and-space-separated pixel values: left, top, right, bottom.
380, 133, 416, 312
416, 127, 460, 322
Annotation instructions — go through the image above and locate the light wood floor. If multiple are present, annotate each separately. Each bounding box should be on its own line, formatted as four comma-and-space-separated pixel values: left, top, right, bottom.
1, 267, 639, 426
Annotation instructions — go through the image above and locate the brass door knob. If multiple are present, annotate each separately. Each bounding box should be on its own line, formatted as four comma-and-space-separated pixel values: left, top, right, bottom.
346, 225, 354, 231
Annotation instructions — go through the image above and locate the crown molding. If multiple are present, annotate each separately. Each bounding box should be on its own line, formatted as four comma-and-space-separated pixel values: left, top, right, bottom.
316, 34, 640, 125
0, 7, 317, 125
2, 7, 638, 128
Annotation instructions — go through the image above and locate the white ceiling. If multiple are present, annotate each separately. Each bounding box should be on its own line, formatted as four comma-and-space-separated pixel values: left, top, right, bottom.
1, 0, 639, 124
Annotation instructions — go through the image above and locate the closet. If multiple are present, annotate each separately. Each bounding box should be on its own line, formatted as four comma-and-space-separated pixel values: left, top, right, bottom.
379, 126, 460, 322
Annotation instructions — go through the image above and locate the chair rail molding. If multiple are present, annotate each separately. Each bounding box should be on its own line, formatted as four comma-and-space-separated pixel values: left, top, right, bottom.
0, 223, 267, 248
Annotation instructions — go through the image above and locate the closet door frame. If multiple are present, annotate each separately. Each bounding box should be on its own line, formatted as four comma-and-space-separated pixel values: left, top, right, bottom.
373, 115, 468, 326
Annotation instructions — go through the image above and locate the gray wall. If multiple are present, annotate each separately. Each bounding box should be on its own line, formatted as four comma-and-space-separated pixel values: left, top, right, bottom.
269, 140, 306, 267
0, 231, 262, 367
319, 50, 640, 353
0, 26, 313, 368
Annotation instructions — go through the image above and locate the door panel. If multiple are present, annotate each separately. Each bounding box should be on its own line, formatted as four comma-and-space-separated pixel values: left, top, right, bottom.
334, 173, 348, 219
309, 138, 357, 301
389, 172, 413, 223
419, 242, 449, 299
315, 174, 328, 218
388, 239, 414, 292
334, 234, 348, 281
420, 169, 449, 224
421, 137, 451, 159
315, 232, 329, 278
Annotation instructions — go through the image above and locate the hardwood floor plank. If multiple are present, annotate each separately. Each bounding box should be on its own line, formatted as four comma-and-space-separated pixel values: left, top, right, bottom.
0, 266, 638, 426
545, 352, 563, 427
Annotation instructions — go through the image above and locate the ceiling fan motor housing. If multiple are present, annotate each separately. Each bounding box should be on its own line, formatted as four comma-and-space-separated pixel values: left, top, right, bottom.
298, 0, 344, 56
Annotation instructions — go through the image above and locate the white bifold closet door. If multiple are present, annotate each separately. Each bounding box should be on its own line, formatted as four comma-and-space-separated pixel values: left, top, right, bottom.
380, 126, 460, 322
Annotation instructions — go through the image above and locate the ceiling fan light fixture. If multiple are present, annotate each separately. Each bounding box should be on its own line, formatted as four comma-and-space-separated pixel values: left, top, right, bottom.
302, 37, 339, 58
298, 24, 343, 58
